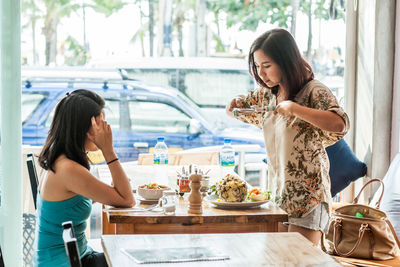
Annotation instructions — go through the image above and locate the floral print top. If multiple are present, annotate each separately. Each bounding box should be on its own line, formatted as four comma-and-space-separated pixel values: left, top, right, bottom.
235, 80, 349, 218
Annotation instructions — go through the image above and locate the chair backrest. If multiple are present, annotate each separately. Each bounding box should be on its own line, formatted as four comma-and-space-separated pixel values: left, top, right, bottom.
137, 153, 179, 165
26, 153, 39, 210
0, 243, 5, 267
62, 221, 82, 267
138, 151, 219, 166
175, 151, 219, 165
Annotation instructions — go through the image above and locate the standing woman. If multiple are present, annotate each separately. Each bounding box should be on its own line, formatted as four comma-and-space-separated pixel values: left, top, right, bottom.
34, 89, 135, 266
227, 28, 349, 245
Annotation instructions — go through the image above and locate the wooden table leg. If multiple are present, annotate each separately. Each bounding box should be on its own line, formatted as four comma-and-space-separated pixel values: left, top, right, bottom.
102, 207, 116, 235
116, 223, 135, 234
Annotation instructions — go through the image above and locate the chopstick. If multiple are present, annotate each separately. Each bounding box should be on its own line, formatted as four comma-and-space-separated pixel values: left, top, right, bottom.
233, 105, 276, 116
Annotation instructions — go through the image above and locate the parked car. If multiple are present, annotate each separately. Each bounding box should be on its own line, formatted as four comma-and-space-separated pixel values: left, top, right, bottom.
89, 57, 257, 130
21, 68, 266, 180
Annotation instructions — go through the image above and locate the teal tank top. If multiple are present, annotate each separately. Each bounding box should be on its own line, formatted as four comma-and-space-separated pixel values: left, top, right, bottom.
34, 193, 93, 267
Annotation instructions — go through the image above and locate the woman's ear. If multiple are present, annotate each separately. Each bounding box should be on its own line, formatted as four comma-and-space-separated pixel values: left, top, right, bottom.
86, 127, 95, 142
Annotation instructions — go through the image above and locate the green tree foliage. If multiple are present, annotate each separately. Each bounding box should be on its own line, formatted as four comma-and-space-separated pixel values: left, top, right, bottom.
63, 36, 88, 65
208, 0, 292, 31
89, 0, 126, 16
207, 0, 345, 58
22, 0, 126, 65
209, 0, 344, 31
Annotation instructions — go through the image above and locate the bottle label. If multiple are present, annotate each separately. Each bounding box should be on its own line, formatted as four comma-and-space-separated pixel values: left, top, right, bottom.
221, 161, 234, 167
154, 157, 168, 164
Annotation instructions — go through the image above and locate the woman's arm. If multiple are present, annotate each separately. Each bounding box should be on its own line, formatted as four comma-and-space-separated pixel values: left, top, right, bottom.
275, 101, 346, 133
61, 115, 135, 207
226, 89, 270, 129
58, 158, 135, 208
102, 149, 136, 207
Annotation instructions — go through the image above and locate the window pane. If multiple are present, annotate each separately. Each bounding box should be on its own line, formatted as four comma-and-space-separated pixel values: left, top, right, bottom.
129, 101, 191, 134
125, 69, 170, 87
45, 108, 54, 129
45, 98, 121, 130
21, 93, 47, 124
104, 100, 120, 129
185, 70, 253, 106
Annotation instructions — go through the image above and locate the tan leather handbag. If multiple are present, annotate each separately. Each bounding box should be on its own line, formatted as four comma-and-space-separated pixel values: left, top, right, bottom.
324, 179, 400, 260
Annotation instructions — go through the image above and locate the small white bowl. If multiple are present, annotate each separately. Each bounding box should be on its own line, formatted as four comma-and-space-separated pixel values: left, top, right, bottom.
137, 186, 170, 200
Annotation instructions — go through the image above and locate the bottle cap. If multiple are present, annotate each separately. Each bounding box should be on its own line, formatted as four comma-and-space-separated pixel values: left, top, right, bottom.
224, 138, 231, 143
157, 137, 165, 142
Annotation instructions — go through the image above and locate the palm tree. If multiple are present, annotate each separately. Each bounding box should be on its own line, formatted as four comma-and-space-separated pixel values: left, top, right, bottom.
148, 0, 155, 56
22, 0, 41, 65
42, 0, 81, 65
173, 0, 196, 56
131, 22, 149, 57
23, 0, 125, 65
290, 0, 300, 37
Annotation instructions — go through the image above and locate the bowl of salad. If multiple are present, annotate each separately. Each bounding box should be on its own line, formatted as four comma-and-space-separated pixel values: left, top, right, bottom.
137, 183, 170, 200
208, 176, 272, 208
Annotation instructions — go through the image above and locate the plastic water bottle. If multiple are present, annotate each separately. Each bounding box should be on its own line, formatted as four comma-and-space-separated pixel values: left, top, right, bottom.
220, 138, 235, 177
153, 137, 169, 185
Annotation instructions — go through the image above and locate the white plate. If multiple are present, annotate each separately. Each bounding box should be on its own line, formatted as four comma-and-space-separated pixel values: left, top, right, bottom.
136, 196, 159, 205
206, 195, 268, 208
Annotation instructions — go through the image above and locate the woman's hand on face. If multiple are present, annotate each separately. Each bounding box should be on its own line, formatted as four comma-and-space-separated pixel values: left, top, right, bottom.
274, 100, 297, 117
91, 115, 113, 154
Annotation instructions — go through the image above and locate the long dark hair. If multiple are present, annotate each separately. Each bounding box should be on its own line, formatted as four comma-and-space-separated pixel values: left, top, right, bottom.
39, 89, 105, 172
248, 28, 314, 100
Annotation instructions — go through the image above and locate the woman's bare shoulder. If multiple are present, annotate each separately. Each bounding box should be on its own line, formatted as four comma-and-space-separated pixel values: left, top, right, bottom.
40, 155, 88, 200
53, 155, 88, 176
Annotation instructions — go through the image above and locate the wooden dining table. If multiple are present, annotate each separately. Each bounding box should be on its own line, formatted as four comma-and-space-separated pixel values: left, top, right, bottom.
101, 232, 341, 266
103, 196, 287, 234
97, 163, 288, 235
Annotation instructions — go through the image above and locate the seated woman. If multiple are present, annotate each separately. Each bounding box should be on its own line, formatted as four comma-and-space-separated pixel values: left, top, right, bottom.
34, 89, 135, 267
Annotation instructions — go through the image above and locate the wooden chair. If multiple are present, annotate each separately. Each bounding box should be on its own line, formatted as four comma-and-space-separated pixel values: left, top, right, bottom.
138, 151, 219, 166
175, 151, 219, 165
62, 221, 82, 267
137, 153, 178, 165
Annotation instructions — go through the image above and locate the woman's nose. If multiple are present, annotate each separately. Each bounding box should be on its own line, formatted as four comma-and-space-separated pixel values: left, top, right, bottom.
258, 68, 266, 78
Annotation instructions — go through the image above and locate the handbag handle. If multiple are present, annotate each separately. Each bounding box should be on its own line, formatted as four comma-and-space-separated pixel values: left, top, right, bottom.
353, 179, 384, 209
333, 220, 370, 257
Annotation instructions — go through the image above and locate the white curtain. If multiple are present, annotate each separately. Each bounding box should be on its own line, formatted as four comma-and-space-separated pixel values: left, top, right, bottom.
391, 1, 400, 161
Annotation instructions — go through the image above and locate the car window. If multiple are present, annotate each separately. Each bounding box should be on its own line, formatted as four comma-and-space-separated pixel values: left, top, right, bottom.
44, 98, 121, 130
185, 70, 252, 106
104, 99, 120, 129
124, 69, 170, 87
129, 101, 191, 134
45, 107, 54, 128
22, 93, 47, 124
123, 68, 253, 107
